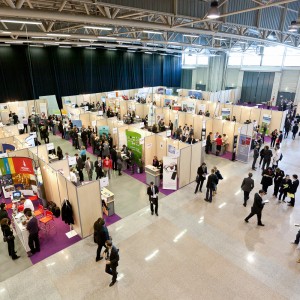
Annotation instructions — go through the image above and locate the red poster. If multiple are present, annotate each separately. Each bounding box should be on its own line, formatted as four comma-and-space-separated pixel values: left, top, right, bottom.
12, 157, 34, 175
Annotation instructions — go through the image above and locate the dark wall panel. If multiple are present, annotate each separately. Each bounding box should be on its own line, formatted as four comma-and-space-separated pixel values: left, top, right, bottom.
241, 71, 274, 103
0, 46, 182, 108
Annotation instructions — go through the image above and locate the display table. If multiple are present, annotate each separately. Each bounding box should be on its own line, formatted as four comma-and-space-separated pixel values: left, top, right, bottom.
49, 154, 59, 163
101, 187, 115, 216
145, 165, 160, 186
13, 213, 30, 252
211, 142, 225, 156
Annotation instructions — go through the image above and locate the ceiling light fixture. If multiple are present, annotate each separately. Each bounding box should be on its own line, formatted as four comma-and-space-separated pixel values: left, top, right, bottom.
59, 45, 71, 48
107, 48, 117, 51
214, 37, 227, 41
143, 30, 163, 35
98, 36, 116, 40
207, 1, 220, 19
144, 52, 153, 54
183, 34, 198, 38
0, 44, 10, 47
0, 31, 11, 34
0, 19, 42, 25
30, 45, 43, 47
160, 53, 167, 56
84, 26, 112, 30
86, 47, 96, 49
127, 50, 136, 53
32, 36, 54, 39
288, 21, 299, 32
5, 41, 23, 44
47, 33, 71, 37
80, 39, 97, 42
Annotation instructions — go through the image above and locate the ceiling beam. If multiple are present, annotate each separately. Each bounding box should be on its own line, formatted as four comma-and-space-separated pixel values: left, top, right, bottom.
16, 0, 26, 9
173, 0, 298, 28
47, 0, 67, 32
4, 0, 15, 9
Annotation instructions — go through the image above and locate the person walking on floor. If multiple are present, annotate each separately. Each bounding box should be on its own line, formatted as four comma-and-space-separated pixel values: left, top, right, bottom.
85, 157, 94, 181
204, 169, 218, 203
252, 145, 259, 170
94, 218, 110, 262
194, 162, 207, 194
147, 182, 159, 216
104, 240, 120, 287
287, 174, 299, 207
244, 190, 266, 226
1, 218, 20, 260
25, 210, 40, 256
270, 129, 278, 148
241, 173, 254, 207
292, 123, 299, 140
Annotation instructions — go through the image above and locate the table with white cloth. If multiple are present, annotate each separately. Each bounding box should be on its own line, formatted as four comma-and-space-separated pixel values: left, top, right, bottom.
145, 165, 160, 186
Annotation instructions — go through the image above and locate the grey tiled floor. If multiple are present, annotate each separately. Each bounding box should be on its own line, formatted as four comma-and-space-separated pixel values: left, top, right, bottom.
1, 134, 300, 299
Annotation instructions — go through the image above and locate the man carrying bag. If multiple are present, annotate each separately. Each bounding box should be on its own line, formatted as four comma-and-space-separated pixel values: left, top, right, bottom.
147, 182, 159, 216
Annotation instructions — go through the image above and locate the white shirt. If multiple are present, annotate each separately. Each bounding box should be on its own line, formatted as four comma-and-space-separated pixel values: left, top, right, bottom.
23, 199, 34, 212
22, 118, 28, 125
70, 171, 77, 183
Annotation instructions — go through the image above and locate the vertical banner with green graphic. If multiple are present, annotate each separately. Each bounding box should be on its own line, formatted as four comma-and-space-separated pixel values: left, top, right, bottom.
126, 130, 142, 166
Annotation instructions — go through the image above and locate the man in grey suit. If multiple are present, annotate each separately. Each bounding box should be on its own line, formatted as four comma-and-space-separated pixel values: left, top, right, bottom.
85, 157, 94, 181
241, 173, 254, 207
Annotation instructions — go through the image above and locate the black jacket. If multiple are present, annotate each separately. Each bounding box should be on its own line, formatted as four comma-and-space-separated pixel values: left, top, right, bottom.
197, 166, 207, 182
147, 185, 159, 200
61, 200, 74, 225
94, 222, 109, 245
251, 193, 264, 212
253, 148, 259, 159
0, 209, 9, 222
263, 150, 273, 161
241, 177, 254, 192
105, 245, 120, 267
289, 179, 299, 194
76, 157, 84, 170
206, 173, 218, 189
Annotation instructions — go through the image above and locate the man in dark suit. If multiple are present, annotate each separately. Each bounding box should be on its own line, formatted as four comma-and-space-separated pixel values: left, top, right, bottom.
195, 162, 207, 194
261, 146, 272, 170
104, 240, 119, 287
292, 123, 299, 140
75, 153, 84, 182
111, 145, 118, 171
204, 169, 218, 202
127, 149, 134, 174
205, 132, 212, 154
244, 190, 266, 226
252, 145, 259, 170
147, 182, 159, 216
94, 218, 109, 262
241, 173, 255, 207
288, 174, 299, 207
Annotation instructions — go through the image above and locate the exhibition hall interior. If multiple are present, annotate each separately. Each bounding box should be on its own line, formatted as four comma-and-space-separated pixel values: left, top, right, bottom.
0, 0, 300, 299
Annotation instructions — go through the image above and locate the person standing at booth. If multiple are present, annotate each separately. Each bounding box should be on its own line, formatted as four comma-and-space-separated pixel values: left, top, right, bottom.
25, 210, 40, 256
205, 132, 213, 154
147, 182, 159, 216
75, 154, 84, 182
1, 218, 20, 260
85, 157, 94, 181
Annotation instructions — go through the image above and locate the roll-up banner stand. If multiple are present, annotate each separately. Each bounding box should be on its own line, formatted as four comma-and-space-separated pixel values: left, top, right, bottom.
236, 126, 252, 163
163, 156, 178, 190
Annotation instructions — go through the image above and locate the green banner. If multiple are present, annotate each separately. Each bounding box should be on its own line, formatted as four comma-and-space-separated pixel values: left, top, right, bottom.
126, 130, 142, 166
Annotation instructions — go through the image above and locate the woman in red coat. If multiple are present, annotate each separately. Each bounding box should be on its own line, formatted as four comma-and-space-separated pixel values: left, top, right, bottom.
215, 135, 223, 156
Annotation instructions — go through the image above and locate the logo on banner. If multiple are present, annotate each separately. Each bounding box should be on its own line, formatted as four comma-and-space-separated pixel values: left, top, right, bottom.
12, 158, 34, 175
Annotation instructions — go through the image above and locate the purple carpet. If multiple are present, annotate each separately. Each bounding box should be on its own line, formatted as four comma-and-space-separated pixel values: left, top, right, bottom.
1, 196, 82, 265
123, 169, 176, 196
29, 218, 81, 265
103, 213, 122, 226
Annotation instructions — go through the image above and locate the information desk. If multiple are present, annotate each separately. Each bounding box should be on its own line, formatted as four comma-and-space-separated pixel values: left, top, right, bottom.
13, 213, 30, 252
101, 187, 115, 216
211, 142, 226, 156
145, 165, 160, 186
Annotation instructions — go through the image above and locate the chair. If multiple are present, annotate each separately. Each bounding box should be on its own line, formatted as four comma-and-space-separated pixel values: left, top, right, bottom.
5, 203, 12, 210
34, 204, 44, 218
39, 211, 56, 234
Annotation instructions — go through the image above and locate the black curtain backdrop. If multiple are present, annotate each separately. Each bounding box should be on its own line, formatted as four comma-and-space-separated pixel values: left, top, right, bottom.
241, 71, 275, 103
0, 46, 182, 108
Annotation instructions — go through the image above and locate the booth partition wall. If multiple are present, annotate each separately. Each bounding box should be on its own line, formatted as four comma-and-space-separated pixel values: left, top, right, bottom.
0, 46, 182, 106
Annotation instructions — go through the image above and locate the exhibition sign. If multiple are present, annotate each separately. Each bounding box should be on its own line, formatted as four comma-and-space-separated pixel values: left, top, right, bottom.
126, 130, 143, 166
261, 114, 271, 134
236, 134, 252, 163
181, 101, 195, 113
163, 156, 177, 190
0, 157, 36, 198
221, 108, 231, 120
